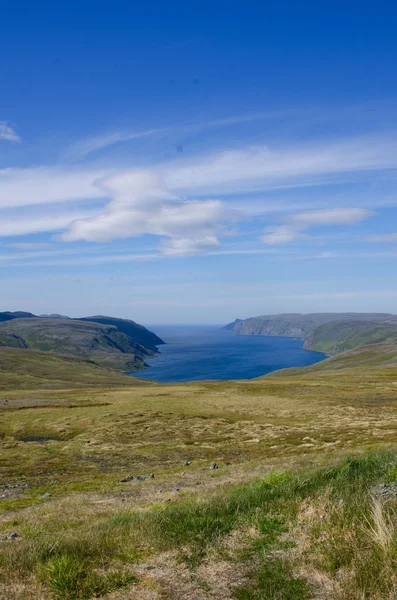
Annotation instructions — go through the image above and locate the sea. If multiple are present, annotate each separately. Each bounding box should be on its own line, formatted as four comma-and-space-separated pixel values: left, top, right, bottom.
128, 325, 325, 383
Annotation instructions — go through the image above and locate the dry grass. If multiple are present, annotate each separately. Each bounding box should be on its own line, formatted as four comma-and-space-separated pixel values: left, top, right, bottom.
2, 364, 397, 598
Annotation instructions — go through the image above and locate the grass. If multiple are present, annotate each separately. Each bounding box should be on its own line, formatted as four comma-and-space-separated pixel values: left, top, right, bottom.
306, 319, 397, 355
44, 557, 136, 599
2, 452, 397, 598
0, 347, 145, 390
3, 346, 397, 597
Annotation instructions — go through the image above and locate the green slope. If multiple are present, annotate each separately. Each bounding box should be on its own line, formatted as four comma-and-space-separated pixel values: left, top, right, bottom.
78, 315, 164, 352
304, 320, 397, 355
0, 318, 158, 371
266, 342, 397, 379
0, 347, 143, 390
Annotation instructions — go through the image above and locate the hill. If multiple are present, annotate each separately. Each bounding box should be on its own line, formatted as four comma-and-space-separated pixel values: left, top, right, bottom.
0, 311, 36, 323
3, 346, 397, 599
224, 312, 394, 339
0, 318, 159, 371
266, 342, 397, 379
0, 347, 141, 390
78, 315, 164, 352
303, 319, 397, 355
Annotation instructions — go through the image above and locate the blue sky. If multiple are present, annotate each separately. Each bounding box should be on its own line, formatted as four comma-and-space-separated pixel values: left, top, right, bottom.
1, 1, 397, 324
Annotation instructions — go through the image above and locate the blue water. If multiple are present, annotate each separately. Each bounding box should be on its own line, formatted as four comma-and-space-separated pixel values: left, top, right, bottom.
128, 325, 325, 383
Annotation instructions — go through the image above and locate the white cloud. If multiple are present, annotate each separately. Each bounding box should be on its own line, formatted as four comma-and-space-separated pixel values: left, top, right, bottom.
6, 242, 52, 249
61, 170, 225, 255
1, 132, 395, 252
165, 136, 397, 194
2, 135, 397, 212
0, 121, 20, 143
262, 208, 372, 245
0, 166, 107, 209
0, 210, 97, 237
290, 208, 373, 226
262, 226, 307, 245
162, 235, 221, 256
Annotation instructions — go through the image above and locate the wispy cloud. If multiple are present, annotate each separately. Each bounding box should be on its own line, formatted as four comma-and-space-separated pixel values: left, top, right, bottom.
1, 130, 396, 256
289, 208, 373, 226
63, 110, 287, 162
165, 136, 397, 194
0, 209, 97, 237
366, 232, 397, 243
63, 128, 166, 160
262, 208, 373, 245
0, 166, 107, 209
0, 121, 20, 143
6, 242, 52, 249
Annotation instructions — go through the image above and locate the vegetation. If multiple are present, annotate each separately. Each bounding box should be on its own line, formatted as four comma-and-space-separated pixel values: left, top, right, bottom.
2, 346, 397, 598
303, 319, 397, 355
224, 312, 394, 339
0, 318, 161, 371
0, 347, 144, 391
78, 316, 164, 353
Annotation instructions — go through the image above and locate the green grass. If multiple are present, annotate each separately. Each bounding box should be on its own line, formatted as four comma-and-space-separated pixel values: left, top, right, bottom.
2, 452, 397, 599
0, 317, 157, 372
3, 345, 397, 597
305, 319, 397, 355
44, 556, 136, 599
0, 347, 144, 390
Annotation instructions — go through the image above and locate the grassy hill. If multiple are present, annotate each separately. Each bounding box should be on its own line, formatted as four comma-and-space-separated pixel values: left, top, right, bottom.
2, 355, 397, 598
78, 315, 164, 352
0, 347, 142, 390
224, 312, 393, 339
265, 342, 397, 382
0, 318, 159, 371
304, 319, 397, 355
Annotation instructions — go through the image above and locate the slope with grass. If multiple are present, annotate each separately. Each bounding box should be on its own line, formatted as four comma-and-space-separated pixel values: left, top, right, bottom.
304, 319, 397, 355
3, 353, 397, 598
224, 312, 393, 339
0, 347, 142, 391
0, 318, 158, 371
78, 315, 164, 353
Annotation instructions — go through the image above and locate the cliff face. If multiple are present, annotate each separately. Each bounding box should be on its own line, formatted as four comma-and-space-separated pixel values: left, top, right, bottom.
0, 318, 161, 372
78, 316, 165, 352
224, 313, 394, 340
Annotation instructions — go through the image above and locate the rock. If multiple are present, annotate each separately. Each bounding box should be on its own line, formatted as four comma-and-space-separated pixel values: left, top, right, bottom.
182, 471, 185, 475
41, 492, 51, 498
209, 463, 218, 470
375, 482, 397, 498
183, 461, 191, 466
120, 473, 154, 483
